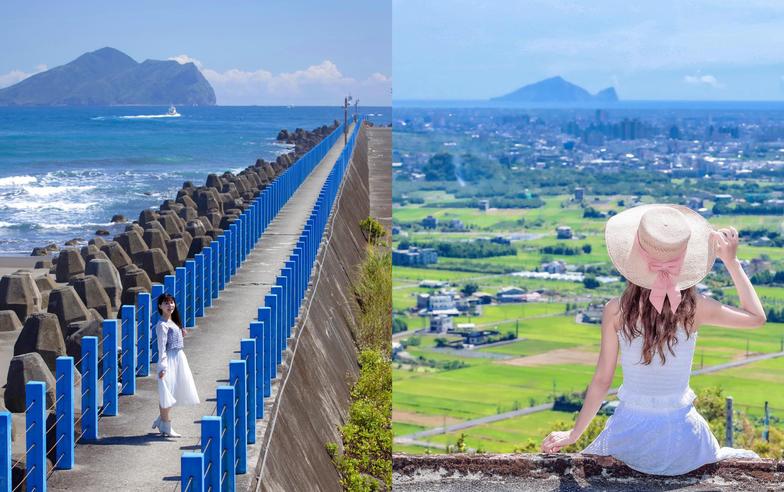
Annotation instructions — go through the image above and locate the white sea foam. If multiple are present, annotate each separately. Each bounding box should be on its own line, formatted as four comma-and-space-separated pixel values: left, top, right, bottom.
36, 222, 113, 230
119, 114, 181, 120
0, 221, 15, 228
0, 175, 37, 186
0, 199, 98, 211
22, 185, 97, 198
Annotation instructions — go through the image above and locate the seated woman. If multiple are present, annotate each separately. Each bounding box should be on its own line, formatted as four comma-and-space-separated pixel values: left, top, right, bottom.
542, 204, 764, 476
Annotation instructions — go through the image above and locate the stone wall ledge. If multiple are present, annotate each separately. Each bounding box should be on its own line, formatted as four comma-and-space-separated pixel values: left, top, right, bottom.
393, 453, 784, 491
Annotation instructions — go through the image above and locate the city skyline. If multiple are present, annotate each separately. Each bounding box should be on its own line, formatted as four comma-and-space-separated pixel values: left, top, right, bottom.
394, 0, 784, 101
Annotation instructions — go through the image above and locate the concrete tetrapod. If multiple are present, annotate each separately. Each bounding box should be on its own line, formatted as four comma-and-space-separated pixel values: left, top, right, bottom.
55, 248, 86, 283
114, 230, 149, 264
100, 242, 133, 270
4, 352, 56, 412
0, 273, 41, 322
138, 209, 160, 228
120, 265, 153, 293
0, 310, 22, 332
187, 235, 212, 258
13, 312, 66, 374
166, 238, 189, 268
143, 228, 169, 255
138, 248, 175, 283
69, 275, 114, 319
85, 258, 123, 312
47, 286, 93, 336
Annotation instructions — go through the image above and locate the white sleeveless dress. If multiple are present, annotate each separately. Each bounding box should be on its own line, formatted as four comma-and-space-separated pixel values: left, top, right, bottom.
582, 325, 758, 475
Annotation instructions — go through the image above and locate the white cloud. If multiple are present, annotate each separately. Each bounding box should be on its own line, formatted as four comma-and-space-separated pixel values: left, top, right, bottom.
168, 55, 204, 69
684, 74, 723, 88
172, 56, 391, 106
0, 64, 48, 89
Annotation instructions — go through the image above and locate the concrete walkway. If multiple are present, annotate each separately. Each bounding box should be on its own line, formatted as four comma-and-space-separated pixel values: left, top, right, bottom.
46, 126, 353, 491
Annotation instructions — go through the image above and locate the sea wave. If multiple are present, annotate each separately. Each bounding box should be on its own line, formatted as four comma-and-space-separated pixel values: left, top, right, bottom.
0, 199, 98, 212
21, 185, 97, 198
118, 114, 181, 120
0, 221, 112, 231
0, 175, 37, 187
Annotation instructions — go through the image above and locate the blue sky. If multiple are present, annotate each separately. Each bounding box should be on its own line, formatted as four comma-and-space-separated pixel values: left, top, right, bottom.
394, 0, 784, 101
0, 1, 391, 105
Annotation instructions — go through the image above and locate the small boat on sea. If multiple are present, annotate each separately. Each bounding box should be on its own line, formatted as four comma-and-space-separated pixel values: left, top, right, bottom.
167, 105, 179, 116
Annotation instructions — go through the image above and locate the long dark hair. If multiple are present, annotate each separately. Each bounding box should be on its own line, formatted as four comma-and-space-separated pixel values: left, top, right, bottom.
157, 293, 183, 329
619, 283, 697, 365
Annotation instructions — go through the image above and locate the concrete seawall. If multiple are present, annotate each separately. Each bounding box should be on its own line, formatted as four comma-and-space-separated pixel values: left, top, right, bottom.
249, 125, 375, 491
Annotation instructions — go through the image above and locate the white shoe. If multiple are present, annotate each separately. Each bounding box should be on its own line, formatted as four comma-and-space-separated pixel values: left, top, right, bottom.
152, 416, 161, 431
160, 420, 182, 437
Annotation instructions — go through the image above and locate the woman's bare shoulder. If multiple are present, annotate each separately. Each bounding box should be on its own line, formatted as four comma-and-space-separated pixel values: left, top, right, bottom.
604, 297, 623, 332
691, 292, 713, 332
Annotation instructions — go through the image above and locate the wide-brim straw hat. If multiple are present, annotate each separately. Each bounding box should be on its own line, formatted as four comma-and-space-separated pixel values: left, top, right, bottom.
605, 204, 717, 291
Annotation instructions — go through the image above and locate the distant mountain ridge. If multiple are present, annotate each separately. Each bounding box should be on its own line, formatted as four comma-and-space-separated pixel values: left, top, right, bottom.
492, 76, 618, 103
0, 47, 216, 106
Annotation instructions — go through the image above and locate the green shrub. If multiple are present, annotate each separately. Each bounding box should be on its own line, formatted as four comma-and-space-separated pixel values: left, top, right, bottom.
328, 350, 392, 490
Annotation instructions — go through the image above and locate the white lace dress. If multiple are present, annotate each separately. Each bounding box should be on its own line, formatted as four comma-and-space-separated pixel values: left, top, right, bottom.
582, 326, 758, 475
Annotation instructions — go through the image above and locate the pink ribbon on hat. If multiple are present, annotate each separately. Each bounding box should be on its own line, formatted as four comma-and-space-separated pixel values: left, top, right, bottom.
634, 233, 687, 315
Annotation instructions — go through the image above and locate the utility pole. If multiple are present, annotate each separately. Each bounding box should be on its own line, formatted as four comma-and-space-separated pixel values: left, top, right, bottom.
725, 397, 734, 447
343, 96, 348, 145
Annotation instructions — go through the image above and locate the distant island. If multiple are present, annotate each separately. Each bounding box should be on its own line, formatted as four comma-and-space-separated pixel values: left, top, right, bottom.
492, 76, 618, 103
0, 47, 216, 106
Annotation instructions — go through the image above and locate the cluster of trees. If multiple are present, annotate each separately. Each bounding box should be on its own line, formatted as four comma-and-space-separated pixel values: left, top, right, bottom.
582, 206, 617, 219
402, 239, 516, 258
411, 354, 468, 371
713, 202, 784, 216
541, 243, 592, 256
392, 318, 408, 334
422, 152, 507, 182
765, 307, 784, 323
461, 282, 479, 296
751, 270, 784, 285
583, 276, 600, 289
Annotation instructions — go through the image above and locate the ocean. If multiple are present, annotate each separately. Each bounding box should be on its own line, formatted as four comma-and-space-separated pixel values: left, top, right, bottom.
0, 106, 390, 255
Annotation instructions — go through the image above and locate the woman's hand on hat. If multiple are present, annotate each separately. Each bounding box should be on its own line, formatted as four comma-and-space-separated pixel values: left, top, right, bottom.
712, 227, 739, 263
541, 430, 577, 453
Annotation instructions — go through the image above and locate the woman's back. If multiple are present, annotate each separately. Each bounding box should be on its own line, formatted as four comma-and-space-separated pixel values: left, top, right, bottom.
616, 323, 697, 409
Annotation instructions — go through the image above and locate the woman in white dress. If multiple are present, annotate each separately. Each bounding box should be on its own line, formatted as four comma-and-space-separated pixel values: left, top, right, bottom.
542, 204, 765, 475
151, 293, 200, 437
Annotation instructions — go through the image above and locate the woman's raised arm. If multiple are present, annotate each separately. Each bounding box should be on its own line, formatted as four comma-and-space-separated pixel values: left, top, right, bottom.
697, 228, 766, 330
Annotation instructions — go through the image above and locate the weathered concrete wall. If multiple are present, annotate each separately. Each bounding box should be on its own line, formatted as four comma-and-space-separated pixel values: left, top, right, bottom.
393, 453, 784, 491
250, 125, 372, 491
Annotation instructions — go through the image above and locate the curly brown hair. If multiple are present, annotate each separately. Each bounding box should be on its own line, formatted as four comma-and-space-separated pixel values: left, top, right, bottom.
619, 283, 698, 365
